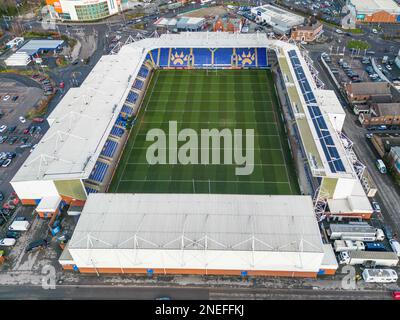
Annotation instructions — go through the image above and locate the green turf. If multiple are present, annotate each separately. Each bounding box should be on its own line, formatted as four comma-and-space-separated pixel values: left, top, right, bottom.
108, 69, 300, 195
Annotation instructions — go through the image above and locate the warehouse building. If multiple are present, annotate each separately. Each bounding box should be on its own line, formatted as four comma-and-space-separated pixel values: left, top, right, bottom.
348, 0, 400, 23
59, 193, 337, 277
251, 4, 304, 34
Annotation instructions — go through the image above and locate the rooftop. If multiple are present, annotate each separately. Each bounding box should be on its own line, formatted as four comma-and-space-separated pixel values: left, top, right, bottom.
69, 193, 324, 253
251, 4, 304, 25
18, 39, 64, 56
346, 82, 392, 96
350, 0, 400, 14
12, 45, 144, 182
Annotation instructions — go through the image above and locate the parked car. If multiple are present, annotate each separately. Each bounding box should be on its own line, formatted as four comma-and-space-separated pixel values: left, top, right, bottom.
19, 116, 26, 123
0, 192, 3, 201
25, 239, 47, 252
32, 118, 44, 123
12, 96, 18, 102
6, 231, 20, 239
7, 126, 16, 133
372, 201, 381, 213
2, 159, 11, 167
8, 137, 18, 145
0, 238, 16, 246
386, 65, 392, 71
2, 95, 10, 102
0, 125, 7, 133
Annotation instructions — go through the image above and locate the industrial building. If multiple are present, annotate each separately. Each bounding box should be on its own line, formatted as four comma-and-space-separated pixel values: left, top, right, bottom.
45, 0, 128, 21
348, 0, 400, 23
250, 4, 304, 34
4, 39, 64, 67
59, 193, 337, 277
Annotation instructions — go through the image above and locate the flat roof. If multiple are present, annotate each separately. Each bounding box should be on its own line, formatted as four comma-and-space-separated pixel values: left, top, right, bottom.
18, 39, 64, 56
12, 45, 145, 182
350, 0, 400, 14
251, 4, 304, 25
280, 47, 354, 178
69, 193, 324, 253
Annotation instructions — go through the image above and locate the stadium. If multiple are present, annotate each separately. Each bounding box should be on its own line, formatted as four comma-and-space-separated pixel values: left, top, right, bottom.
11, 32, 373, 277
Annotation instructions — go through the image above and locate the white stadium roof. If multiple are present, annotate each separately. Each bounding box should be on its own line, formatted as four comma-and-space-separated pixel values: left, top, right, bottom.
12, 45, 145, 182
69, 193, 323, 252
64, 193, 325, 273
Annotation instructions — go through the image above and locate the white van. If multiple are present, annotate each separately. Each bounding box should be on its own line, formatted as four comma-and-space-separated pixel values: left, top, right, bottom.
0, 238, 16, 246
390, 239, 400, 257
376, 159, 387, 174
362, 268, 398, 283
8, 220, 30, 231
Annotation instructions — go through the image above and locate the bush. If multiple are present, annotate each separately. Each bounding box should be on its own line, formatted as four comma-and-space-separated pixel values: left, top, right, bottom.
346, 40, 370, 50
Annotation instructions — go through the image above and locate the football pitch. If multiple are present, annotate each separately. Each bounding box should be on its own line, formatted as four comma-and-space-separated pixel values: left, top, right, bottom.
108, 69, 300, 195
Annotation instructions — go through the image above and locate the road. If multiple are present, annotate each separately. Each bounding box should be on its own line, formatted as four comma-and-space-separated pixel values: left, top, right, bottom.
308, 48, 400, 234
0, 284, 392, 300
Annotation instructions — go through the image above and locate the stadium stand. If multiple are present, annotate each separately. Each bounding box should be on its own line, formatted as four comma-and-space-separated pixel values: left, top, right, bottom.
115, 118, 127, 127
85, 186, 99, 194
110, 126, 125, 137
192, 48, 212, 66
159, 48, 169, 66
169, 48, 191, 67
138, 65, 149, 78
89, 161, 109, 183
126, 91, 138, 104
121, 104, 134, 116
133, 79, 144, 90
236, 48, 256, 67
257, 48, 268, 68
214, 48, 233, 66
288, 49, 346, 174
101, 140, 118, 158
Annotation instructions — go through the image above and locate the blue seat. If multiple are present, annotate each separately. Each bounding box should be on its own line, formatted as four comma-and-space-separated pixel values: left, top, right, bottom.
85, 187, 98, 194
89, 162, 109, 182
236, 48, 256, 67
110, 125, 125, 137
257, 48, 268, 67
170, 48, 191, 67
126, 91, 138, 104
159, 48, 170, 67
133, 79, 144, 90
138, 65, 149, 78
101, 140, 118, 158
121, 104, 134, 116
192, 48, 212, 66
214, 48, 233, 66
